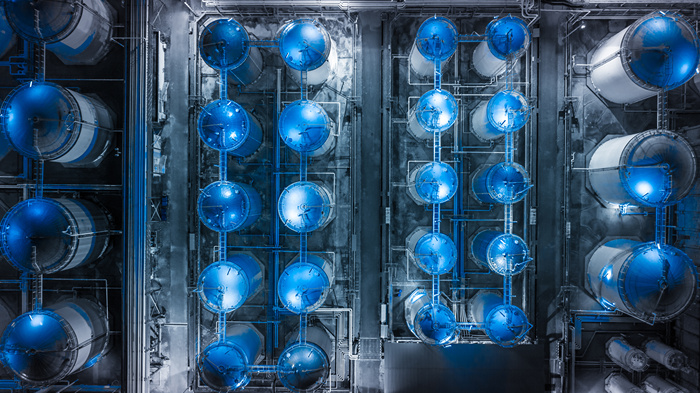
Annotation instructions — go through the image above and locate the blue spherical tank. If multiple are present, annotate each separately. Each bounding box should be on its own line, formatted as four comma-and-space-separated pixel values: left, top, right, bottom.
412, 231, 457, 275
410, 161, 458, 204
197, 254, 263, 313
199, 19, 264, 85
0, 198, 111, 274
279, 100, 334, 154
278, 181, 334, 233
471, 230, 530, 275
278, 255, 333, 314
414, 303, 458, 346
197, 323, 262, 391
197, 181, 262, 232
468, 291, 530, 347
470, 90, 530, 141
486, 16, 531, 60
415, 16, 459, 62
472, 162, 530, 204
278, 342, 330, 392
278, 19, 331, 71
198, 99, 263, 156
1, 82, 114, 165
587, 240, 697, 323
0, 299, 109, 385
4, 0, 114, 65
0, 12, 17, 59
414, 89, 458, 133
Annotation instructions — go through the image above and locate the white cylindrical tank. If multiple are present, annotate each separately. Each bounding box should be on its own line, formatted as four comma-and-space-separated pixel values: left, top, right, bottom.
590, 12, 700, 104
472, 16, 531, 78
606, 372, 645, 393
279, 19, 337, 87
468, 290, 530, 347
407, 161, 459, 205
279, 325, 333, 393
198, 19, 264, 86
407, 88, 459, 140
643, 339, 687, 371
469, 90, 530, 141
404, 288, 458, 346
641, 375, 689, 393
409, 16, 458, 77
605, 337, 649, 372
405, 227, 457, 275
278, 100, 336, 157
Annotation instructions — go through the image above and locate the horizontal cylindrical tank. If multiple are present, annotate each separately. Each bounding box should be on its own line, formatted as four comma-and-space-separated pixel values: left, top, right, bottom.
409, 16, 458, 77
279, 19, 336, 86
406, 227, 457, 275
0, 13, 17, 59
407, 89, 458, 139
641, 375, 689, 393
472, 162, 530, 204
197, 254, 263, 313
586, 239, 697, 323
1, 82, 113, 166
197, 181, 262, 232
606, 373, 645, 393
0, 198, 110, 274
469, 90, 530, 141
4, 0, 114, 65
279, 100, 336, 156
472, 16, 530, 78
470, 230, 530, 275
197, 323, 263, 392
590, 12, 700, 104
589, 130, 696, 207
278, 181, 335, 233
468, 290, 530, 347
643, 339, 687, 371
408, 161, 458, 205
606, 337, 649, 372
0, 298, 109, 385
404, 289, 458, 346
278, 254, 334, 314
198, 99, 263, 156
279, 325, 333, 393
199, 19, 264, 85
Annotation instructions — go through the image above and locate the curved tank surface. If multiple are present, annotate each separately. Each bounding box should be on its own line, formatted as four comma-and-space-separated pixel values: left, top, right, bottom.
278, 254, 334, 314
470, 90, 530, 141
470, 230, 530, 275
0, 198, 110, 274
197, 181, 262, 232
606, 337, 649, 372
606, 373, 645, 393
197, 323, 262, 392
279, 19, 336, 86
278, 326, 332, 393
590, 12, 700, 104
473, 16, 531, 78
643, 340, 687, 371
406, 228, 457, 275
197, 254, 263, 313
409, 16, 458, 77
472, 162, 530, 204
199, 19, 263, 85
587, 239, 698, 323
404, 289, 458, 346
0, 299, 109, 385
468, 290, 530, 347
0, 13, 17, 59
1, 82, 113, 166
588, 130, 696, 207
408, 161, 458, 205
407, 89, 458, 138
641, 375, 687, 393
198, 99, 263, 156
4, 0, 114, 65
279, 100, 335, 156
278, 181, 334, 233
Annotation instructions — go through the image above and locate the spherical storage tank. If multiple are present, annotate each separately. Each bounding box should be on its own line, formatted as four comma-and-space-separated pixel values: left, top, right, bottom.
408, 161, 458, 205
606, 337, 649, 372
4, 0, 114, 65
1, 82, 113, 166
405, 227, 457, 275
586, 239, 697, 323
197, 323, 263, 391
0, 198, 110, 274
470, 230, 530, 275
470, 90, 530, 142
407, 89, 458, 140
0, 298, 109, 385
278, 181, 335, 233
278, 325, 333, 393
472, 162, 530, 204
409, 16, 459, 77
472, 16, 531, 78
404, 289, 458, 346
199, 19, 263, 86
588, 130, 696, 207
278, 254, 334, 314
590, 11, 700, 104
278, 19, 337, 86
468, 290, 530, 347
605, 373, 645, 393
198, 181, 262, 232
279, 100, 336, 156
197, 254, 263, 313
0, 12, 17, 59
198, 99, 263, 157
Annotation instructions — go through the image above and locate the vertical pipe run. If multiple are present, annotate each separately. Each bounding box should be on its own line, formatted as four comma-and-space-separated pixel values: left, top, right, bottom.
432, 274, 440, 305
434, 59, 441, 90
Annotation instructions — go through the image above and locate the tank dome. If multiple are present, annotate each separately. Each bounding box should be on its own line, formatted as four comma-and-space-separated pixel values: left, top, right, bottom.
486, 16, 531, 60
471, 231, 530, 275
278, 255, 332, 314
415, 16, 458, 62
413, 232, 457, 275
484, 304, 530, 347
414, 162, 458, 204
279, 100, 332, 152
278, 181, 333, 233
278, 19, 331, 71
197, 181, 262, 232
198, 341, 250, 390
415, 89, 458, 132
198, 99, 259, 152
197, 255, 262, 313
487, 90, 530, 133
473, 162, 530, 205
414, 303, 458, 346
4, 0, 79, 42
278, 342, 330, 392
199, 19, 250, 70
